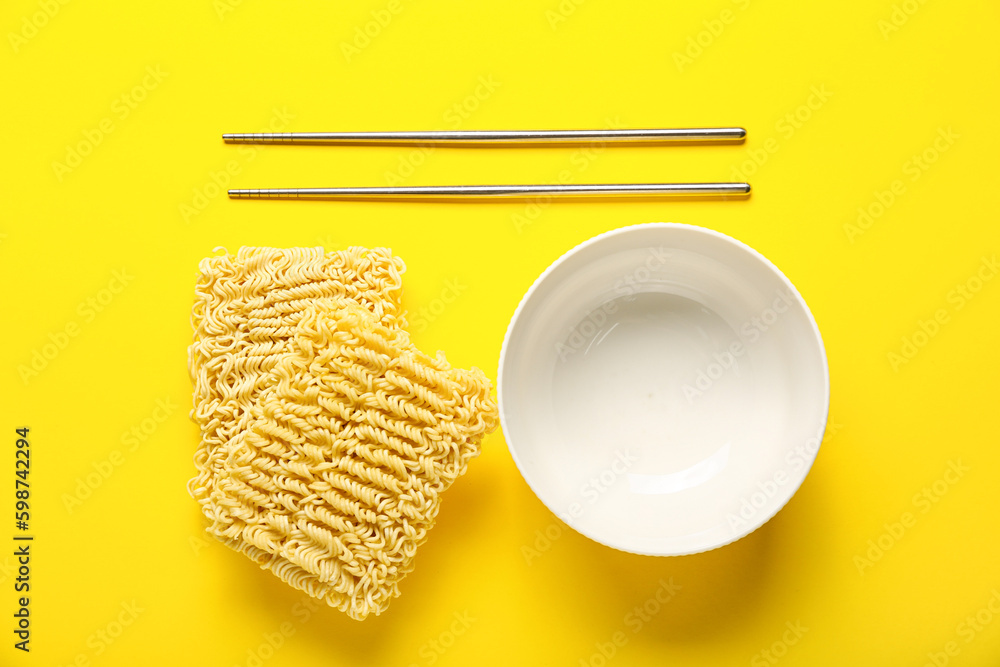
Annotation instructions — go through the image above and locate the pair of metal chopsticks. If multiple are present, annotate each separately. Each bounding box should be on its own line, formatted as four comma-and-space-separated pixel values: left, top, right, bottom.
223, 128, 749, 200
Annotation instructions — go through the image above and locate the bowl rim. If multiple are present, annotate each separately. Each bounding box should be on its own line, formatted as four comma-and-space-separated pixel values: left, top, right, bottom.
497, 221, 831, 557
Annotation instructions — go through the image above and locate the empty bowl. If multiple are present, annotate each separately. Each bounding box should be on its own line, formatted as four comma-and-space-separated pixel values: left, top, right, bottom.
498, 223, 829, 556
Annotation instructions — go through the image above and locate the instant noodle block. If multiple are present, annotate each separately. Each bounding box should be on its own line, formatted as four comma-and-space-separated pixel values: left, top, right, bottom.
187, 247, 498, 619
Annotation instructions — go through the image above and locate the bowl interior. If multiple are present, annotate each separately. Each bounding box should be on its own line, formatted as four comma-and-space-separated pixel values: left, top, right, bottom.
499, 223, 829, 555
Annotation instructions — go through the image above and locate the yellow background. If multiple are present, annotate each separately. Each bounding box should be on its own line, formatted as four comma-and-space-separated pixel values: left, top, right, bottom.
2, 0, 999, 664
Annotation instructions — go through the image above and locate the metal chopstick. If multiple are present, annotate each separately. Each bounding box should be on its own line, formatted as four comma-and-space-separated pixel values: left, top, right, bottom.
227, 183, 750, 200
221, 128, 746, 145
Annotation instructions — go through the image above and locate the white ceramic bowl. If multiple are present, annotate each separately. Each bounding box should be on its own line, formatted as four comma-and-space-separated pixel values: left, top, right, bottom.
498, 223, 829, 556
